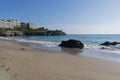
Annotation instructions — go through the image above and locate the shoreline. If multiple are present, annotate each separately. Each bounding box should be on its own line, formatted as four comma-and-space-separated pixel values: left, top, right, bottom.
1, 37, 120, 63
0, 40, 120, 80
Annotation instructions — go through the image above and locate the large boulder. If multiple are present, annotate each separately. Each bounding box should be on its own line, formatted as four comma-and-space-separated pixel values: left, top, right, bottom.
100, 41, 120, 46
59, 39, 84, 49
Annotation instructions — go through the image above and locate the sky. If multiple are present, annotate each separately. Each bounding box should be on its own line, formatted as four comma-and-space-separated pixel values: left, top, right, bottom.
0, 0, 120, 34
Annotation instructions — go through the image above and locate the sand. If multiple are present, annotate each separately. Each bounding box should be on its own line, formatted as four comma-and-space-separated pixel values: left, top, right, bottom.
0, 40, 120, 80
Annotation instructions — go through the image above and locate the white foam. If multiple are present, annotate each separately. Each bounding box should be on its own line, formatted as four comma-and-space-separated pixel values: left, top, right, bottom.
0, 37, 13, 40
0, 37, 60, 47
1, 36, 120, 54
84, 42, 120, 54
84, 43, 101, 49
17, 39, 60, 47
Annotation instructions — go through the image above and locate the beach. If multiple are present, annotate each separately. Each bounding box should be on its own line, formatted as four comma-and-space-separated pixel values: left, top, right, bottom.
0, 40, 120, 80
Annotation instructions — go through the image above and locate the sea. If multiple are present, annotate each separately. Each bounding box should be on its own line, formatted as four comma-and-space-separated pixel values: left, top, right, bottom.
1, 34, 120, 63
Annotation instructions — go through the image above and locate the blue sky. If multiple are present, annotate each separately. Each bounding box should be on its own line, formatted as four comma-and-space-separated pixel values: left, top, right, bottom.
0, 0, 120, 34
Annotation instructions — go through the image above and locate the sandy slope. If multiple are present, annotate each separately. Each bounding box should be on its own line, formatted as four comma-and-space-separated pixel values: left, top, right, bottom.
0, 40, 120, 80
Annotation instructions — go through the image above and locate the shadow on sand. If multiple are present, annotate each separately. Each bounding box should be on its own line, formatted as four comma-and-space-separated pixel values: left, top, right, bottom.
61, 47, 83, 55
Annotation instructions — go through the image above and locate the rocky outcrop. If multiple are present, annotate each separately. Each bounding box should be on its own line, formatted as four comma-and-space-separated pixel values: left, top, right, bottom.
0, 31, 24, 36
59, 39, 84, 49
0, 27, 66, 36
100, 41, 120, 46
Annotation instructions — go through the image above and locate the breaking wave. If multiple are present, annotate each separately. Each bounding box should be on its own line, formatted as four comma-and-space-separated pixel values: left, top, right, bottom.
0, 37, 60, 47
0, 36, 120, 54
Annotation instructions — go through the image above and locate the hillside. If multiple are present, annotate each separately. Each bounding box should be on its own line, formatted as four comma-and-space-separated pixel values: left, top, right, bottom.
0, 26, 66, 36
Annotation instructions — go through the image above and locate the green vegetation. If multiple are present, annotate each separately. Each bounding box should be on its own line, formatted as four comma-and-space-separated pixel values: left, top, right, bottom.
0, 26, 66, 36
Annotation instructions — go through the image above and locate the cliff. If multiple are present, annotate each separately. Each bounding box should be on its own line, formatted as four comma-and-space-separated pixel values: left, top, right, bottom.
0, 27, 66, 36
0, 20, 66, 36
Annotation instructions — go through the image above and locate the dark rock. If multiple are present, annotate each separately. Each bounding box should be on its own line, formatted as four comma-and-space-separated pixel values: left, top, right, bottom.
59, 39, 84, 49
100, 41, 120, 46
100, 47, 107, 49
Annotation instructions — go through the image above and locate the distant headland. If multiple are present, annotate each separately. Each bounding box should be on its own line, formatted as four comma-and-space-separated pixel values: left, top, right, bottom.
0, 20, 66, 36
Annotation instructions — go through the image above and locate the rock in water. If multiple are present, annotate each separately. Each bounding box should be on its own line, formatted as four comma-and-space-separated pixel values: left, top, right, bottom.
59, 39, 84, 49
100, 41, 120, 46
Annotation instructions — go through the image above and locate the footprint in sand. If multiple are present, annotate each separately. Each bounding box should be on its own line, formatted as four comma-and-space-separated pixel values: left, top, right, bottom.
20, 48, 27, 50
1, 65, 5, 68
5, 68, 10, 71
14, 73, 18, 77
1, 57, 5, 60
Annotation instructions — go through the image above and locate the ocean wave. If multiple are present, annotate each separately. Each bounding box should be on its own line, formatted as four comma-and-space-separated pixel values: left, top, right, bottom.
84, 43, 101, 49
0, 37, 60, 47
0, 37, 14, 40
17, 39, 60, 47
84, 43, 120, 54
1, 36, 120, 54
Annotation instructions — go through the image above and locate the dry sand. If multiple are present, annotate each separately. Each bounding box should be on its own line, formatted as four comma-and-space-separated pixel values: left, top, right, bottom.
0, 40, 120, 80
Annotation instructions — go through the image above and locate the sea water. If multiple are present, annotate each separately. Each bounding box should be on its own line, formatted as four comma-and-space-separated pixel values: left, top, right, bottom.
1, 34, 120, 62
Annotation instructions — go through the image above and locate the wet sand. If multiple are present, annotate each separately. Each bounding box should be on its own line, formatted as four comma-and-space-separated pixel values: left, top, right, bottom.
0, 40, 120, 80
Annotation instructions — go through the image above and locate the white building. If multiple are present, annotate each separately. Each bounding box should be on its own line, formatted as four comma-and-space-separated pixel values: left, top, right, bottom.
27, 23, 37, 29
0, 20, 38, 29
0, 20, 21, 28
